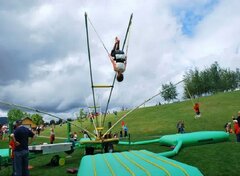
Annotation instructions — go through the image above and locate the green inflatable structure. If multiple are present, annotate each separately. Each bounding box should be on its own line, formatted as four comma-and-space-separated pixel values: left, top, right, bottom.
77, 131, 229, 176
78, 150, 203, 176
119, 131, 229, 157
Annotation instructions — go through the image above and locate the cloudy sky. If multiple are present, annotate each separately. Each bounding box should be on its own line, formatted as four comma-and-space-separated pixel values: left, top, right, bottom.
0, 0, 240, 120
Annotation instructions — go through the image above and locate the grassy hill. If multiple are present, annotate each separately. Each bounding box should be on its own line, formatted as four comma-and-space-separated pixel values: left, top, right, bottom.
45, 90, 239, 139
0, 90, 239, 175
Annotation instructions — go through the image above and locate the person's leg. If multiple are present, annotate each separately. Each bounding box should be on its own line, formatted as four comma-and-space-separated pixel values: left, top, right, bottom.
12, 158, 15, 176
21, 150, 29, 176
111, 41, 120, 57
14, 151, 22, 176
237, 134, 240, 142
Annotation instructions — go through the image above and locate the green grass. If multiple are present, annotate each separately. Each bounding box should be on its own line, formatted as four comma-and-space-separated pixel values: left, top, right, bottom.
0, 90, 240, 175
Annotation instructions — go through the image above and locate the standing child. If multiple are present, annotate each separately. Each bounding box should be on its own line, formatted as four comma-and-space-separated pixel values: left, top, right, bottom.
9, 133, 15, 176
73, 132, 78, 141
177, 120, 185, 133
233, 119, 240, 142
224, 122, 232, 133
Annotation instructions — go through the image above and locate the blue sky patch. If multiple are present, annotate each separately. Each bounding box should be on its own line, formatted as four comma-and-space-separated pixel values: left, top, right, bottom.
172, 0, 220, 36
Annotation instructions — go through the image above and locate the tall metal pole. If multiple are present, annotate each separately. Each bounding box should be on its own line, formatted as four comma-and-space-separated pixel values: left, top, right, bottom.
85, 12, 97, 116
102, 13, 133, 126
84, 12, 99, 136
122, 13, 133, 50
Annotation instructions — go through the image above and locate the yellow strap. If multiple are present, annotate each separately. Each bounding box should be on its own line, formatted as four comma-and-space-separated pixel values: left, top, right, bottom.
140, 150, 189, 176
121, 152, 151, 176
112, 153, 135, 176
92, 85, 113, 88
103, 155, 116, 176
96, 127, 104, 130
88, 106, 100, 108
130, 151, 171, 176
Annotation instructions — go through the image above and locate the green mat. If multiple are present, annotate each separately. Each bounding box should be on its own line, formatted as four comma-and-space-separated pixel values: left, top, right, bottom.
78, 150, 203, 176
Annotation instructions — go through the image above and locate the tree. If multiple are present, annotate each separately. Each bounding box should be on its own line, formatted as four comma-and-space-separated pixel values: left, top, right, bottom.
31, 114, 44, 126
77, 109, 87, 122
209, 62, 221, 93
161, 82, 178, 102
7, 109, 25, 122
67, 118, 73, 121
57, 118, 63, 125
183, 68, 203, 98
183, 61, 239, 98
200, 70, 211, 95
49, 120, 55, 126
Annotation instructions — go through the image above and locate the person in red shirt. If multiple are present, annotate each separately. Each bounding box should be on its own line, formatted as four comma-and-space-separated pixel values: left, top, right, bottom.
233, 119, 240, 142
121, 121, 125, 128
50, 128, 55, 144
9, 133, 16, 176
193, 103, 201, 118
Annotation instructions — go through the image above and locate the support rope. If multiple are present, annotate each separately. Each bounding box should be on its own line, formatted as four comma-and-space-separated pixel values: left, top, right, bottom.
87, 16, 109, 55
103, 78, 185, 137
185, 85, 195, 106
0, 100, 96, 138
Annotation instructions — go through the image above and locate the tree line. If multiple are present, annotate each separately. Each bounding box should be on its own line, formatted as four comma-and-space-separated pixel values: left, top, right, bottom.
7, 108, 80, 126
161, 62, 240, 102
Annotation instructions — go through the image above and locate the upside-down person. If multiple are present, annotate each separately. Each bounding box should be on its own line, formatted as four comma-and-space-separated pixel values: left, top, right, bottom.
109, 37, 127, 82
193, 102, 201, 118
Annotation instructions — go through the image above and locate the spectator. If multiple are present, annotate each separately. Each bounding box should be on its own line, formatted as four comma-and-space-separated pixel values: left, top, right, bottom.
177, 120, 185, 133
36, 126, 41, 136
83, 131, 88, 138
121, 121, 125, 128
119, 130, 123, 138
50, 128, 55, 144
237, 111, 240, 126
2, 124, 8, 140
123, 125, 128, 137
13, 120, 35, 176
0, 124, 2, 140
233, 119, 240, 142
73, 132, 78, 141
113, 132, 118, 138
224, 122, 232, 133
9, 133, 15, 176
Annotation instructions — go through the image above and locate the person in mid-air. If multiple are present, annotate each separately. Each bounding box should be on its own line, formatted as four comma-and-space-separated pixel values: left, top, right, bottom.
109, 37, 127, 82
193, 102, 201, 118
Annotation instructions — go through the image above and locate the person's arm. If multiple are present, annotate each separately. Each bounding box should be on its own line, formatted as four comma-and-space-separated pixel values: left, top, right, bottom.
12, 134, 20, 146
29, 135, 35, 145
28, 130, 36, 145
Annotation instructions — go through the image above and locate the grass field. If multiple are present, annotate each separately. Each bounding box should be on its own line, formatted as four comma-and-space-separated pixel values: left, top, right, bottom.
0, 90, 240, 176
